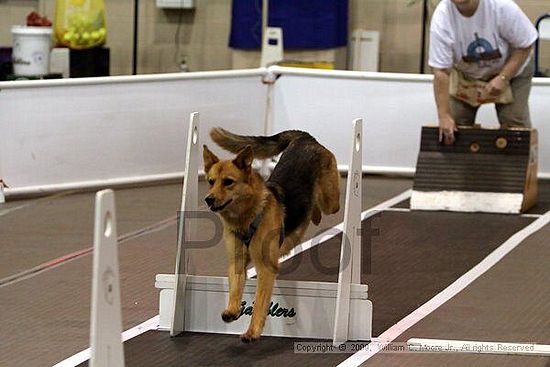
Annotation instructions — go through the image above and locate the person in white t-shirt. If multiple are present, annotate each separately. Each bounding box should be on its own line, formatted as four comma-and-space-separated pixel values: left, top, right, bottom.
429, 0, 538, 144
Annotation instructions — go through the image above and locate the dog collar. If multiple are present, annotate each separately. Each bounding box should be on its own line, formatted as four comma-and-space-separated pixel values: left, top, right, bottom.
233, 211, 285, 248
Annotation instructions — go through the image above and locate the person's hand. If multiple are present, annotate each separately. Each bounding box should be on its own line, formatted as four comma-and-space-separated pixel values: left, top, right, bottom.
485, 75, 508, 96
439, 114, 457, 145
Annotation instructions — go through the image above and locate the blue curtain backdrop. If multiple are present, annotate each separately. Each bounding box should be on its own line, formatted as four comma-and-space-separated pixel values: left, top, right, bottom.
229, 0, 348, 50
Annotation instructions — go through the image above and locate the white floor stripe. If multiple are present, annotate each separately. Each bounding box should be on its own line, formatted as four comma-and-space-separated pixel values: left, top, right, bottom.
51, 316, 159, 367
338, 210, 550, 367
382, 207, 411, 213
0, 217, 177, 289
385, 207, 543, 218
520, 213, 543, 219
0, 190, 76, 217
407, 338, 550, 356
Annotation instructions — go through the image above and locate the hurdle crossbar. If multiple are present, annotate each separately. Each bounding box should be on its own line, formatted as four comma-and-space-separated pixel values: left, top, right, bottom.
159, 115, 372, 342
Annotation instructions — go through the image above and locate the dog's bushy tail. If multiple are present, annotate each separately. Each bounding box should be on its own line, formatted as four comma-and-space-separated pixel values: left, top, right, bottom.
210, 128, 312, 159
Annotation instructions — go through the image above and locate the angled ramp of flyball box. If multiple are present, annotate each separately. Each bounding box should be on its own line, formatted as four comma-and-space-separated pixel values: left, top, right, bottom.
411, 126, 538, 214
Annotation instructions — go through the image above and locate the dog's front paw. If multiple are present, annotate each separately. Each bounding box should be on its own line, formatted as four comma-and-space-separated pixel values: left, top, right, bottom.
221, 309, 239, 323
240, 330, 260, 343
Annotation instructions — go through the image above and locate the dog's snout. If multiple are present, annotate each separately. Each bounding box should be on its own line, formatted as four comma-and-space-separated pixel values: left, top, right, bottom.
204, 196, 215, 207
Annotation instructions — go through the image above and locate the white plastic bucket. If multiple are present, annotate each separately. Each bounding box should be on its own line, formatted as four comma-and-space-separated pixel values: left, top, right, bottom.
11, 26, 53, 77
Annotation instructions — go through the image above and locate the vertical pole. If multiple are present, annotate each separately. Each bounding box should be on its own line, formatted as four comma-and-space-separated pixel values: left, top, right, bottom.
132, 0, 139, 75
351, 122, 363, 284
262, 0, 269, 42
90, 189, 125, 367
170, 112, 200, 337
0, 180, 5, 204
333, 119, 363, 345
419, 0, 428, 74
260, 82, 274, 179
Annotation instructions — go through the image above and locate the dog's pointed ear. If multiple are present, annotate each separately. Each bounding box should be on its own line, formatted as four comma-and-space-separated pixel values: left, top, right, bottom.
203, 145, 219, 173
232, 145, 253, 171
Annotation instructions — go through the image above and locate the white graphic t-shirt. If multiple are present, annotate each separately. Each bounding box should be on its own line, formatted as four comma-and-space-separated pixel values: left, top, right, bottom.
429, 0, 538, 80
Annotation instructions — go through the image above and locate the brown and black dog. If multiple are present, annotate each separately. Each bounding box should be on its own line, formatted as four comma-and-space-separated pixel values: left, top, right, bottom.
203, 128, 340, 342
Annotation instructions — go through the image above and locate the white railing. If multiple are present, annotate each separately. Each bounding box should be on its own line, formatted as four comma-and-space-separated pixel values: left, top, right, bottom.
1, 66, 549, 198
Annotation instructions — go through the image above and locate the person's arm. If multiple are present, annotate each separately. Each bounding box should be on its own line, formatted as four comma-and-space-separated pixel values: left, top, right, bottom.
433, 67, 457, 145
485, 45, 533, 96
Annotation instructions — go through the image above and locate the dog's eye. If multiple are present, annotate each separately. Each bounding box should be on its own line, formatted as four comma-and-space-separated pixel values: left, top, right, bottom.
222, 178, 234, 187
208, 178, 215, 186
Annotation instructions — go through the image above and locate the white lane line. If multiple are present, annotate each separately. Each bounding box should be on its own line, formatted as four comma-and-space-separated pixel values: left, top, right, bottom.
51, 316, 159, 367
0, 216, 177, 288
407, 338, 550, 356
0, 190, 77, 217
337, 210, 550, 367
385, 207, 543, 219
382, 207, 411, 213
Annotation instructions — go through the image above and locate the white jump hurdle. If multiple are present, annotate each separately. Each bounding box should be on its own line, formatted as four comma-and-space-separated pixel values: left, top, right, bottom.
90, 190, 125, 367
0, 180, 5, 203
157, 113, 372, 343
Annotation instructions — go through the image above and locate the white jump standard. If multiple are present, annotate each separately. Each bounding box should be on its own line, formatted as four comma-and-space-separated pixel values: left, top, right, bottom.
156, 113, 373, 343
90, 190, 125, 367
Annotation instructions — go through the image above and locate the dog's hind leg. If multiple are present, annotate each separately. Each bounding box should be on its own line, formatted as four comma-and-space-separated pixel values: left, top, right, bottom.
279, 221, 308, 256
311, 204, 322, 225
316, 152, 341, 215
222, 235, 249, 323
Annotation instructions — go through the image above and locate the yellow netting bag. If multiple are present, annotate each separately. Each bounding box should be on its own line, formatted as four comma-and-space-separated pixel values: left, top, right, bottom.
54, 0, 107, 49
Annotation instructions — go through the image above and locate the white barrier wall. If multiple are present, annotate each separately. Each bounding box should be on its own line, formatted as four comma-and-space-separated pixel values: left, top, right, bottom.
270, 67, 550, 177
0, 66, 548, 198
0, 70, 267, 195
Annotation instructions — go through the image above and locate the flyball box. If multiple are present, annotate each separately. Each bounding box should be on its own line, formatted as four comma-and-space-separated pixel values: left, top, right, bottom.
411, 126, 538, 214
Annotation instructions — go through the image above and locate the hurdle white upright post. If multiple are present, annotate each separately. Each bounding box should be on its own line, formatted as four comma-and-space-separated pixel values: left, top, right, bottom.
0, 179, 6, 203
349, 121, 363, 285
170, 112, 200, 337
90, 189, 125, 367
333, 118, 363, 345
